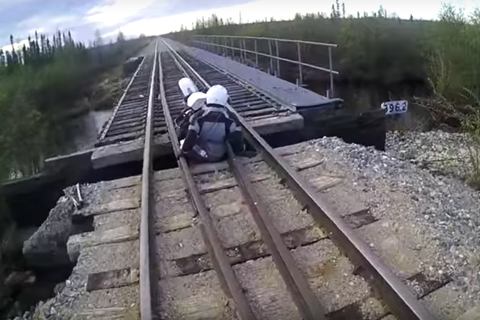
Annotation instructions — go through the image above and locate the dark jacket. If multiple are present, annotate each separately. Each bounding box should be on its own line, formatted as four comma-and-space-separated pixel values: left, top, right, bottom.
175, 107, 194, 140
181, 104, 245, 162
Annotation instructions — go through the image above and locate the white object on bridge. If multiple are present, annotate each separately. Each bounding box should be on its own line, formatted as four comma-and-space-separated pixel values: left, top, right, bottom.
206, 85, 229, 107
381, 100, 408, 115
178, 78, 198, 98
187, 92, 207, 111
179, 139, 185, 149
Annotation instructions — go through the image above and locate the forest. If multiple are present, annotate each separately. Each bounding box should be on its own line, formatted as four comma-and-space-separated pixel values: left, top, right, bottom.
169, 2, 480, 119
0, 30, 150, 316
0, 30, 149, 238
0, 31, 149, 181
166, 1, 480, 186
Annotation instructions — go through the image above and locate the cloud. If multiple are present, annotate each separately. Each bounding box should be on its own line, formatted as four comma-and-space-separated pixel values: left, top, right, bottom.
0, 0, 254, 47
85, 0, 160, 27
1, 38, 29, 53
0, 0, 475, 49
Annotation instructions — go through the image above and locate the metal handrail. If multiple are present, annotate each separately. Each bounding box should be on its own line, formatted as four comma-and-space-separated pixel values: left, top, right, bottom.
192, 34, 338, 98
194, 34, 337, 48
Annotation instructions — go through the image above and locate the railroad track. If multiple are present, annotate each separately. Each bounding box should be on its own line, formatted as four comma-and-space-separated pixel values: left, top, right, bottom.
131, 38, 441, 320
175, 51, 294, 120
95, 48, 166, 148
96, 37, 295, 149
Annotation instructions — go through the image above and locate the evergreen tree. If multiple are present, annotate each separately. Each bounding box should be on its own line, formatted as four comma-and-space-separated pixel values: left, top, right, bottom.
94, 30, 103, 47
116, 31, 125, 42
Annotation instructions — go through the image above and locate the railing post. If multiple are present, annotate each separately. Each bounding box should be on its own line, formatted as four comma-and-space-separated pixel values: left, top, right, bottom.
223, 37, 227, 56
254, 39, 259, 68
268, 40, 274, 75
230, 38, 234, 59
239, 38, 244, 63
243, 38, 247, 64
328, 47, 334, 98
297, 42, 303, 86
275, 39, 280, 78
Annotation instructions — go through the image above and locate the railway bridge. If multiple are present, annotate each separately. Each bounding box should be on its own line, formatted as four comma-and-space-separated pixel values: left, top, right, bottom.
6, 37, 462, 320
90, 37, 349, 170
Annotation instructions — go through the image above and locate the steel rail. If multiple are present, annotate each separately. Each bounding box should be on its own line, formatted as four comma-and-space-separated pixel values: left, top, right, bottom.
158, 43, 257, 320
99, 56, 146, 141
226, 144, 327, 320
139, 42, 157, 320
167, 38, 326, 319
161, 38, 437, 320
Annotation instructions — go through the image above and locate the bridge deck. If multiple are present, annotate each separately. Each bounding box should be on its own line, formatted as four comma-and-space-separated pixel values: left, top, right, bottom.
91, 41, 311, 169
164, 39, 341, 109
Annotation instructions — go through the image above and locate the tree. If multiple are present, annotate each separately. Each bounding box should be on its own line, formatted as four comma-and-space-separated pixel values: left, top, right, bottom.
342, 2, 346, 18
93, 29, 103, 47
116, 31, 125, 42
378, 5, 386, 18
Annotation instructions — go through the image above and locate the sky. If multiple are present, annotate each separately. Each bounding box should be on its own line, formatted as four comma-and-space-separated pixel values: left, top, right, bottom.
0, 0, 477, 50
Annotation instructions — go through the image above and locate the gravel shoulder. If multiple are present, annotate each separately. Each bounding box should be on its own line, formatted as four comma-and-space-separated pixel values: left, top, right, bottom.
310, 134, 480, 316
386, 130, 473, 182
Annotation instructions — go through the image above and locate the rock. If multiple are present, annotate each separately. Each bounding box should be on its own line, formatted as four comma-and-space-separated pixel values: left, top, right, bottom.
456, 306, 480, 320
50, 305, 56, 315
53, 282, 66, 295
22, 193, 75, 268
22, 182, 99, 269
5, 271, 33, 287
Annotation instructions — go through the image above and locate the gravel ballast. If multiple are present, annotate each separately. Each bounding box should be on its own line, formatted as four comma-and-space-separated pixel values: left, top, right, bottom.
386, 130, 473, 181
313, 134, 480, 312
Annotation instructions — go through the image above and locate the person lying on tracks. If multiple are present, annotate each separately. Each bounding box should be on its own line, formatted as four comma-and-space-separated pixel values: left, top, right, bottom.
178, 84, 247, 163
175, 91, 207, 140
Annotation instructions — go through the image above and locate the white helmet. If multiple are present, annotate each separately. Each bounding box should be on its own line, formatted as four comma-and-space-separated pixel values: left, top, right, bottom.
206, 85, 229, 107
178, 77, 198, 98
187, 92, 207, 111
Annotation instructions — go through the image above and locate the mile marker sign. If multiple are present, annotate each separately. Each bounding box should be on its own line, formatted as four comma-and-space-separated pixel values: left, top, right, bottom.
381, 100, 408, 115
